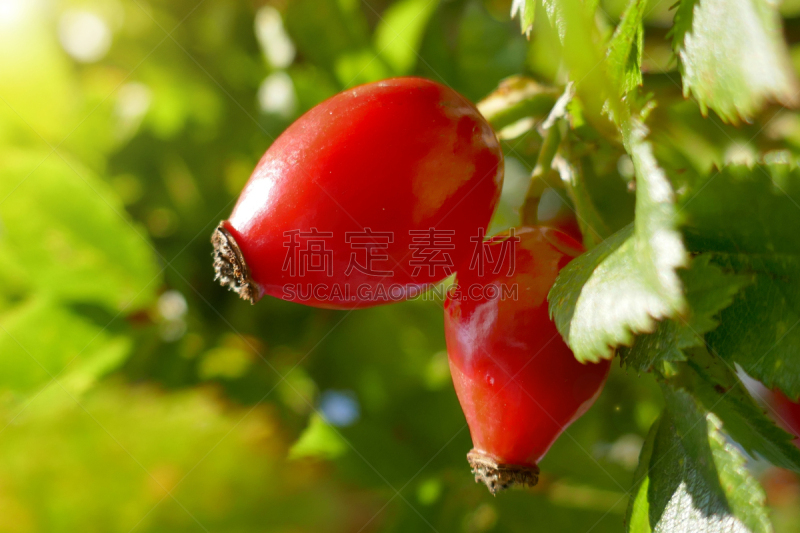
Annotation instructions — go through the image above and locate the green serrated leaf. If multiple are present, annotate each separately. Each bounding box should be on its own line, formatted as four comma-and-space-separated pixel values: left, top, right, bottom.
549, 223, 631, 361
374, 0, 439, 74
0, 297, 131, 395
669, 0, 697, 54
671, 0, 799, 123
550, 125, 687, 363
707, 255, 800, 398
511, 0, 536, 37
627, 388, 772, 533
679, 162, 800, 397
0, 150, 161, 312
626, 414, 659, 532
606, 0, 645, 96
620, 255, 749, 372
671, 348, 800, 473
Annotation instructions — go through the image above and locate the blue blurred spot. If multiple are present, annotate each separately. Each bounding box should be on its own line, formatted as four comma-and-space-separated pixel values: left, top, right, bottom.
319, 390, 360, 427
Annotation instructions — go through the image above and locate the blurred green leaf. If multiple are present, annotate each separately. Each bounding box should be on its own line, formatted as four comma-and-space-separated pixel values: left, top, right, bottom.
285, 0, 371, 77
198, 346, 253, 380
679, 161, 800, 255
671, 0, 799, 122
626, 413, 657, 532
456, 3, 528, 100
0, 10, 74, 144
678, 162, 800, 397
0, 384, 366, 533
416, 477, 443, 505
289, 413, 348, 460
626, 388, 772, 533
0, 150, 161, 312
0, 297, 130, 395
374, 0, 440, 75
276, 364, 318, 414
334, 48, 393, 87
142, 66, 224, 140
289, 65, 340, 112
538, 0, 622, 129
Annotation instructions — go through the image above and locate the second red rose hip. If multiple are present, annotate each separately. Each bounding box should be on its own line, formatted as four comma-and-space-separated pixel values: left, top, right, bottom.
445, 227, 611, 493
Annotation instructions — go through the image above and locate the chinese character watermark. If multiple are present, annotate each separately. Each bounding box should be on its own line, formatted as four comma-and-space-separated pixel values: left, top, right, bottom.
344, 228, 394, 276
282, 228, 334, 276
468, 227, 519, 276
409, 228, 455, 277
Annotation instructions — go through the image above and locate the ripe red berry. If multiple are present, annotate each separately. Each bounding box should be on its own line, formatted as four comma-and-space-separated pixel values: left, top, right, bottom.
444, 227, 610, 494
213, 77, 504, 309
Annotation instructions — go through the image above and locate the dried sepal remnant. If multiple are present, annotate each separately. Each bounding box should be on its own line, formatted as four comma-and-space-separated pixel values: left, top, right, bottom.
212, 222, 258, 304
467, 449, 539, 495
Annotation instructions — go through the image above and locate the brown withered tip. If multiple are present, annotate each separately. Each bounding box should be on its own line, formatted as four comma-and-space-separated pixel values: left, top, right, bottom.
467, 449, 539, 495
212, 222, 258, 304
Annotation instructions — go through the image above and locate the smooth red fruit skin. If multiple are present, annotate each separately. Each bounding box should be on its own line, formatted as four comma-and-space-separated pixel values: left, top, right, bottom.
540, 216, 582, 244
444, 227, 610, 476
216, 77, 503, 309
772, 390, 800, 446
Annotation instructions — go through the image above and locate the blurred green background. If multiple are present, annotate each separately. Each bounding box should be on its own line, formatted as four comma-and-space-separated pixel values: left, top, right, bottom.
0, 0, 798, 531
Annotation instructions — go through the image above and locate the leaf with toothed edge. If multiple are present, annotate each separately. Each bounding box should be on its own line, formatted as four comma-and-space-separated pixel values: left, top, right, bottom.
619, 255, 750, 373
670, 0, 799, 123
626, 387, 772, 533
510, 0, 536, 37
606, 0, 646, 96
669, 347, 800, 474
678, 162, 800, 398
550, 123, 688, 363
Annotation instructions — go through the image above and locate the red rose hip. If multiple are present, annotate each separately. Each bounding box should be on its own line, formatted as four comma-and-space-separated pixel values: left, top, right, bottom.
444, 227, 611, 493
213, 77, 503, 309
772, 390, 800, 446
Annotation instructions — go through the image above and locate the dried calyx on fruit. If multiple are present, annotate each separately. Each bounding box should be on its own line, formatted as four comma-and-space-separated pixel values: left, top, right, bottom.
212, 77, 503, 309
444, 227, 611, 494
212, 223, 258, 303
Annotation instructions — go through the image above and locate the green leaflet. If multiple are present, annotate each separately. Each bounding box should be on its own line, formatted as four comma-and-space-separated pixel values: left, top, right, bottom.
606, 0, 645, 96
550, 125, 687, 363
0, 150, 161, 312
679, 162, 800, 397
0, 297, 131, 395
674, 348, 800, 474
671, 0, 799, 123
619, 255, 749, 373
626, 388, 772, 533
